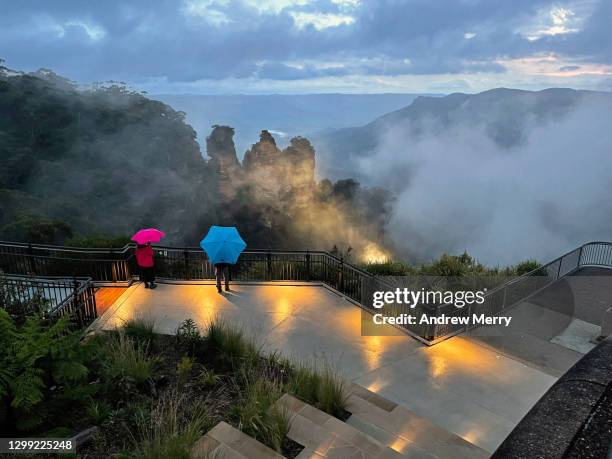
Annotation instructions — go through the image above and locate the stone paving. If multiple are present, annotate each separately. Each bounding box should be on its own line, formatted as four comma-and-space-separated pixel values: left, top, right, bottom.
93, 281, 560, 453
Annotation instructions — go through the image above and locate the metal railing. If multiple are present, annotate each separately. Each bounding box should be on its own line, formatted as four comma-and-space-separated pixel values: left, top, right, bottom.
0, 273, 97, 330
427, 241, 612, 342
1, 240, 611, 343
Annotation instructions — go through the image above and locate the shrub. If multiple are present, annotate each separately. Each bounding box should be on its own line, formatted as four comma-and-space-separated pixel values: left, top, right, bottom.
514, 259, 542, 276
176, 319, 202, 356
361, 261, 414, 276
123, 315, 156, 346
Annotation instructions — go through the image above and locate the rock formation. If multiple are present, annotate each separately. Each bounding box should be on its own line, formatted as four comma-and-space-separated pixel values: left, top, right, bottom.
206, 125, 241, 200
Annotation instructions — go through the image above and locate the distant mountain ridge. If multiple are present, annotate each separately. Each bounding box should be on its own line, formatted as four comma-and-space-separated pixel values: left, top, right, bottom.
313, 88, 612, 180
153, 93, 437, 156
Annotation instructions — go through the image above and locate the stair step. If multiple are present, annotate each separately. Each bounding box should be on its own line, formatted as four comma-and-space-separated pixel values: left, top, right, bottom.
191, 421, 284, 459
346, 383, 490, 459
276, 393, 403, 458
345, 416, 437, 459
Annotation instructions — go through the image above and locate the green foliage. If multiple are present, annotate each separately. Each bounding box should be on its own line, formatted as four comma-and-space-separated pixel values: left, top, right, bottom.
66, 235, 132, 248
236, 378, 290, 453
123, 315, 157, 346
514, 259, 542, 276
286, 362, 320, 405
423, 251, 483, 277
286, 362, 348, 419
0, 271, 51, 319
86, 397, 113, 425
0, 69, 207, 243
102, 333, 158, 392
176, 356, 194, 388
0, 309, 94, 432
205, 319, 258, 369
363, 252, 543, 280
128, 390, 211, 459
0, 215, 73, 245
317, 367, 348, 418
176, 318, 203, 356
361, 261, 415, 276
196, 368, 221, 389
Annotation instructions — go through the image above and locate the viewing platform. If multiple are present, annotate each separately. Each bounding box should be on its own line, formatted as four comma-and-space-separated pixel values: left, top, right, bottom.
1, 240, 612, 455
89, 279, 555, 453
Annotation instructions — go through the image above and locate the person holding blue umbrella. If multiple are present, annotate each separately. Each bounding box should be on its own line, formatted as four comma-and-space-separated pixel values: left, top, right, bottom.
200, 226, 246, 293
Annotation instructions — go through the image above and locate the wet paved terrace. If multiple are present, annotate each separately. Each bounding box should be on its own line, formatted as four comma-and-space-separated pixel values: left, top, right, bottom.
92, 281, 561, 453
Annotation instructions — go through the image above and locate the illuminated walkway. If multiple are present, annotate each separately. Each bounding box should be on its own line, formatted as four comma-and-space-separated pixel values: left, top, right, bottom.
92, 282, 557, 453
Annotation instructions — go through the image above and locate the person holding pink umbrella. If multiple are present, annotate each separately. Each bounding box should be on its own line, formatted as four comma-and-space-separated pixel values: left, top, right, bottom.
131, 228, 165, 289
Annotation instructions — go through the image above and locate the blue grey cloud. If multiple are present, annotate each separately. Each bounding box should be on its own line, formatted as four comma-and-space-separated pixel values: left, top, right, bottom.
0, 0, 610, 91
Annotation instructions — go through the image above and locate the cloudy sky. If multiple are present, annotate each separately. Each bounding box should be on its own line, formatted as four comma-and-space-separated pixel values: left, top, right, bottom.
1, 0, 611, 94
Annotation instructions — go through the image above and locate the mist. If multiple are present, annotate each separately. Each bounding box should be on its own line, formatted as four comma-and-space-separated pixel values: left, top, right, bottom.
343, 97, 612, 265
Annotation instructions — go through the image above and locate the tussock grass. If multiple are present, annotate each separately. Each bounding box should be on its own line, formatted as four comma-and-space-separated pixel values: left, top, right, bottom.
236, 378, 291, 453
317, 366, 348, 418
129, 390, 211, 459
205, 319, 259, 368
287, 361, 348, 419
104, 333, 159, 387
122, 315, 156, 346
177, 356, 194, 388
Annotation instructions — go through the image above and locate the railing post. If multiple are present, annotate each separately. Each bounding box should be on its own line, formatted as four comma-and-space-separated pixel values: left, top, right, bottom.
577, 245, 584, 267
27, 243, 35, 275
267, 251, 272, 281
73, 276, 83, 328
339, 256, 344, 291
305, 251, 311, 282
183, 249, 189, 280
110, 248, 117, 282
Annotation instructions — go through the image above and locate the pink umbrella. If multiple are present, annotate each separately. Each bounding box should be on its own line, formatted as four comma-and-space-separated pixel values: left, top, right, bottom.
131, 228, 166, 245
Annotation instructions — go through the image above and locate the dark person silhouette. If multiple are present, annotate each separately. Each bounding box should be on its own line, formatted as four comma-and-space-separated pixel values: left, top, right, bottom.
136, 242, 157, 289
214, 262, 230, 293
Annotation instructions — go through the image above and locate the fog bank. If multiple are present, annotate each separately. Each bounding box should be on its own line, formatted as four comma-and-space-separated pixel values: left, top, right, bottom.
350, 98, 612, 265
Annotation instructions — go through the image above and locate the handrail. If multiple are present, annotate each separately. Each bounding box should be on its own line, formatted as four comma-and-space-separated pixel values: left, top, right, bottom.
0, 273, 97, 329
2, 240, 611, 343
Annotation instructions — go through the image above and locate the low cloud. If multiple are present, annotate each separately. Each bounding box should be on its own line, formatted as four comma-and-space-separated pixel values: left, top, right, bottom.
350, 97, 612, 265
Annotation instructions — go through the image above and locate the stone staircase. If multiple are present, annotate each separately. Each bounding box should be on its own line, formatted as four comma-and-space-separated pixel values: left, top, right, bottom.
344, 384, 489, 459
191, 384, 490, 459
276, 393, 403, 458
191, 421, 283, 458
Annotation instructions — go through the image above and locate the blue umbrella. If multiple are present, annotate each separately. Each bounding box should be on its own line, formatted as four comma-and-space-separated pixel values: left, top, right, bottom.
200, 226, 246, 265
